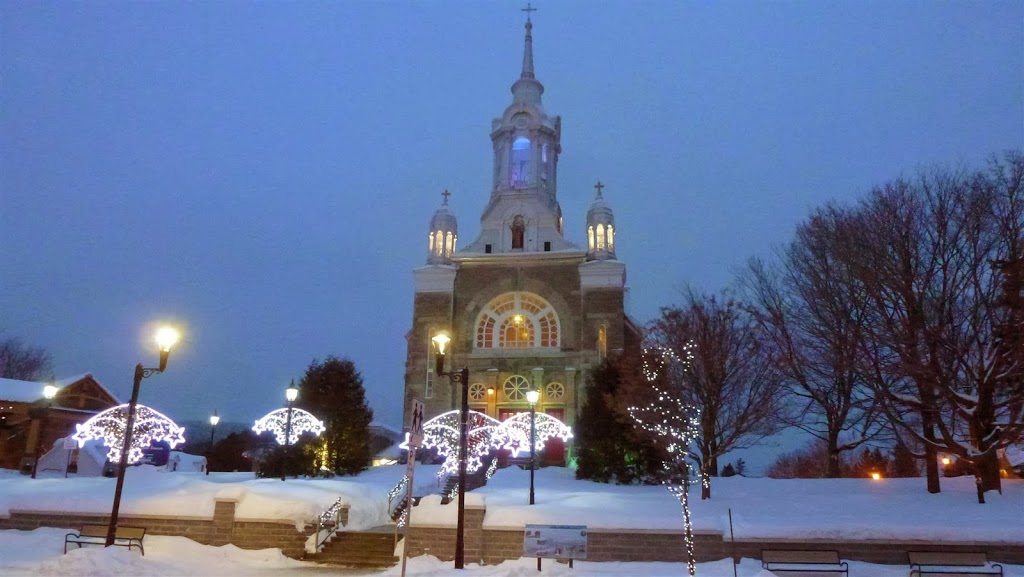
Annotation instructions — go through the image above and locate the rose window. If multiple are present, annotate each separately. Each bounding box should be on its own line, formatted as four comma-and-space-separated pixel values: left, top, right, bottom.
545, 382, 565, 401
503, 375, 530, 401
469, 383, 487, 401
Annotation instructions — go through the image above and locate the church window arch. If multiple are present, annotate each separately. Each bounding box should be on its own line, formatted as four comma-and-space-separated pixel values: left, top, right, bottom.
469, 383, 487, 401
511, 137, 531, 188
598, 324, 607, 361
475, 292, 560, 350
607, 225, 614, 250
596, 224, 606, 251
503, 375, 530, 401
588, 226, 595, 251
436, 229, 445, 255
511, 215, 525, 250
428, 232, 435, 256
545, 382, 565, 401
445, 232, 454, 256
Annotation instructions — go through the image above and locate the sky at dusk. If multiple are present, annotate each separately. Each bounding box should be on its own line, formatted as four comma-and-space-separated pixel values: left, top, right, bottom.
2, 1, 1022, 432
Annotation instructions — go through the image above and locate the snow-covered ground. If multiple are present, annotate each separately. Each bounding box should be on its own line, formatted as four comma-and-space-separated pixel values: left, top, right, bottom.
1, 465, 1021, 576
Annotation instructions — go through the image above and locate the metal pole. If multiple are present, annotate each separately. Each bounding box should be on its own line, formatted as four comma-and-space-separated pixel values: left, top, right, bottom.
106, 363, 144, 547
206, 423, 217, 476
455, 366, 469, 569
282, 402, 293, 481
30, 400, 52, 479
529, 401, 536, 505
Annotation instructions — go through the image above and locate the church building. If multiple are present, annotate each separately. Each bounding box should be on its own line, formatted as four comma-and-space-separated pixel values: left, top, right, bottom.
403, 15, 640, 446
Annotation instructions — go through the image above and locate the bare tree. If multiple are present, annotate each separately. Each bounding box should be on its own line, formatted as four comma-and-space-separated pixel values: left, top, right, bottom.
0, 335, 52, 381
845, 153, 1024, 499
649, 289, 784, 498
745, 207, 886, 478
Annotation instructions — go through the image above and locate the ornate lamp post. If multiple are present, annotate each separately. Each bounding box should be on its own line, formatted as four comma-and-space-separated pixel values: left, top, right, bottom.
206, 410, 220, 476
526, 388, 540, 505
431, 331, 469, 569
30, 384, 59, 479
282, 381, 299, 481
106, 326, 179, 547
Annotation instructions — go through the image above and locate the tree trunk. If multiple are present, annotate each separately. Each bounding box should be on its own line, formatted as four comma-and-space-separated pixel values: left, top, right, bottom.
921, 411, 941, 494
826, 430, 842, 478
976, 451, 1002, 495
701, 461, 712, 500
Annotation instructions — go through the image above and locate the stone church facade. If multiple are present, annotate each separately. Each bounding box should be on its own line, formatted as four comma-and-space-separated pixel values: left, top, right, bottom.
403, 16, 639, 436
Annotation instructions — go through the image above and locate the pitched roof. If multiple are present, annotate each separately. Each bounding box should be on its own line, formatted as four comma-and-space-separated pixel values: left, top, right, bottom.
0, 373, 120, 404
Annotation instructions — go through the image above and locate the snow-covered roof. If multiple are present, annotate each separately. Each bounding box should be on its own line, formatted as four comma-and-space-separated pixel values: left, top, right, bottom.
1004, 445, 1024, 467
0, 373, 119, 404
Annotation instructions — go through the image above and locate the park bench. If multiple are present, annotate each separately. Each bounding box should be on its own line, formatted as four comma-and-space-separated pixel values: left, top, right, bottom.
908, 551, 1003, 577
761, 549, 848, 576
64, 524, 146, 556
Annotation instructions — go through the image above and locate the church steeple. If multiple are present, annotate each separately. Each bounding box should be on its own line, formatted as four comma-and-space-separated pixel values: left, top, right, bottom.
462, 9, 576, 255
586, 181, 617, 261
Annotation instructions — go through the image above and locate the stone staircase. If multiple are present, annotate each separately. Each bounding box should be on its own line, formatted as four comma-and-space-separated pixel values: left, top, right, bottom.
312, 526, 400, 568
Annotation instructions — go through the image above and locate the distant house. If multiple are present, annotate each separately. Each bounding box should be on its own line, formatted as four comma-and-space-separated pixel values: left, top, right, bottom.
0, 374, 119, 472
369, 423, 403, 466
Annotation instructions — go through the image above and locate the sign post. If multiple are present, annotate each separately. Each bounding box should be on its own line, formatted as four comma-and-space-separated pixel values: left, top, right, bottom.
400, 398, 426, 577
63, 437, 77, 478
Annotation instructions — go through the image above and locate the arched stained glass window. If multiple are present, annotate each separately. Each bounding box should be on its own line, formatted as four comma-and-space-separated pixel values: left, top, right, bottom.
596, 223, 606, 251
511, 137, 531, 188
588, 226, 595, 251
475, 292, 560, 350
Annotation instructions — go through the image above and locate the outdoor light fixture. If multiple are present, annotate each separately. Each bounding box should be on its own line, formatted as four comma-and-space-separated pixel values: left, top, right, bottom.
941, 457, 951, 466
526, 388, 540, 505
106, 325, 179, 547
282, 380, 299, 481
207, 410, 220, 476
30, 384, 60, 479
871, 472, 882, 481
431, 329, 470, 570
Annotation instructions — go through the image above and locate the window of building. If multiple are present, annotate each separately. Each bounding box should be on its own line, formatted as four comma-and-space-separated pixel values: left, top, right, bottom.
469, 383, 487, 401
503, 375, 530, 401
608, 225, 614, 251
588, 226, 595, 251
544, 241, 551, 252
428, 232, 435, 255
475, 292, 560, 350
425, 368, 434, 399
511, 215, 525, 250
511, 137, 531, 188
598, 324, 607, 361
545, 382, 565, 401
596, 224, 606, 251
485, 244, 492, 254
445, 232, 454, 256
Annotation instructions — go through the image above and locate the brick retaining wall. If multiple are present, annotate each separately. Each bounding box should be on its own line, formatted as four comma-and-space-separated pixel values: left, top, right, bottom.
0, 498, 321, 559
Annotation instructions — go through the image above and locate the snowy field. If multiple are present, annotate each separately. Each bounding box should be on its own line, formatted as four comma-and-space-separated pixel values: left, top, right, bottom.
0, 465, 1021, 576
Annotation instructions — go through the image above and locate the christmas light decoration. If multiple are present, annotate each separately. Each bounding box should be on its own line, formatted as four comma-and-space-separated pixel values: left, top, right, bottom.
399, 409, 573, 475
253, 408, 325, 445
629, 346, 701, 577
73, 403, 186, 465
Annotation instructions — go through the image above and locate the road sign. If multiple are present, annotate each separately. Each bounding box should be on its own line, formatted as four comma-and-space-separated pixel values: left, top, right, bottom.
408, 398, 425, 448
63, 437, 78, 450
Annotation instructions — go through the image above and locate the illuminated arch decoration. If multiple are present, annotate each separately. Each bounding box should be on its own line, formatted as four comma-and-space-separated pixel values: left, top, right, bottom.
400, 409, 573, 474
475, 292, 560, 350
253, 408, 326, 445
72, 404, 186, 465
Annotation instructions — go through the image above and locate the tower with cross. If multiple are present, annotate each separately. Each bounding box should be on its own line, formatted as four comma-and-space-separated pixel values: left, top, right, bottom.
406, 7, 634, 454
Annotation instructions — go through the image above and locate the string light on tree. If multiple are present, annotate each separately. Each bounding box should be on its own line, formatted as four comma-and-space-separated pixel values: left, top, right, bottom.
629, 346, 701, 577
252, 408, 325, 445
72, 404, 186, 464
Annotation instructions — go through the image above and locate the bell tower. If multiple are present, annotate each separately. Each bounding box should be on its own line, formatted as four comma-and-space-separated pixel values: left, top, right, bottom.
463, 13, 575, 255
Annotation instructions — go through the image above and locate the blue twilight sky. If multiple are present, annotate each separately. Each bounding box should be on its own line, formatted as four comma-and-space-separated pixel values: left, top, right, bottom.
2, 1, 1022, 432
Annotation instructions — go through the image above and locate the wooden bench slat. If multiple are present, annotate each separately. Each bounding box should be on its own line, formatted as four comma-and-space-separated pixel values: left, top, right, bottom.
909, 551, 989, 566
763, 550, 842, 564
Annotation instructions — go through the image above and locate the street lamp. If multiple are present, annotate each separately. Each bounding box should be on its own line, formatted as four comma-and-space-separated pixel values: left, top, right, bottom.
431, 330, 470, 569
30, 384, 59, 479
526, 388, 540, 505
206, 410, 220, 476
282, 381, 299, 482
106, 326, 179, 547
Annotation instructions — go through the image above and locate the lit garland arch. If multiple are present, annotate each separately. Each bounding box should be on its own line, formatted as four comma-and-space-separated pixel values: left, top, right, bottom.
400, 409, 573, 475
252, 408, 326, 445
72, 404, 186, 464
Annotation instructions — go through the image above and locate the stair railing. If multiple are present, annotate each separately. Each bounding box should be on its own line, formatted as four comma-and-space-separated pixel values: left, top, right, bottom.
387, 474, 410, 521
314, 497, 345, 551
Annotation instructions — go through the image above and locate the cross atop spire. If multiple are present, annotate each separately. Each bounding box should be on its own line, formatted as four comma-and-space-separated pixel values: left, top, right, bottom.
594, 181, 605, 198
522, 2, 537, 21
441, 189, 451, 205
520, 3, 536, 80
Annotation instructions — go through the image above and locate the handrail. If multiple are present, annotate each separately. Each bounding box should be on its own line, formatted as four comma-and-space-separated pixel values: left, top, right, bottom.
314, 497, 344, 551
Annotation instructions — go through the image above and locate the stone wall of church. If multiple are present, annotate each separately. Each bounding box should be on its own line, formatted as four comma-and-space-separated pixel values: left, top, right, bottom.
405, 291, 456, 425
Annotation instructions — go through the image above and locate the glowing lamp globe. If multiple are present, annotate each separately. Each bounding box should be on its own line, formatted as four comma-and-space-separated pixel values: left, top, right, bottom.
871, 472, 882, 481
210, 412, 220, 427
526, 389, 540, 405
431, 332, 451, 356
42, 384, 58, 400
155, 327, 180, 352
285, 381, 299, 403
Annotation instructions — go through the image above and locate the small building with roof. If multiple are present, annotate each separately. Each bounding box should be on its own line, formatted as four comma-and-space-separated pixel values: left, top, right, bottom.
0, 373, 119, 472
